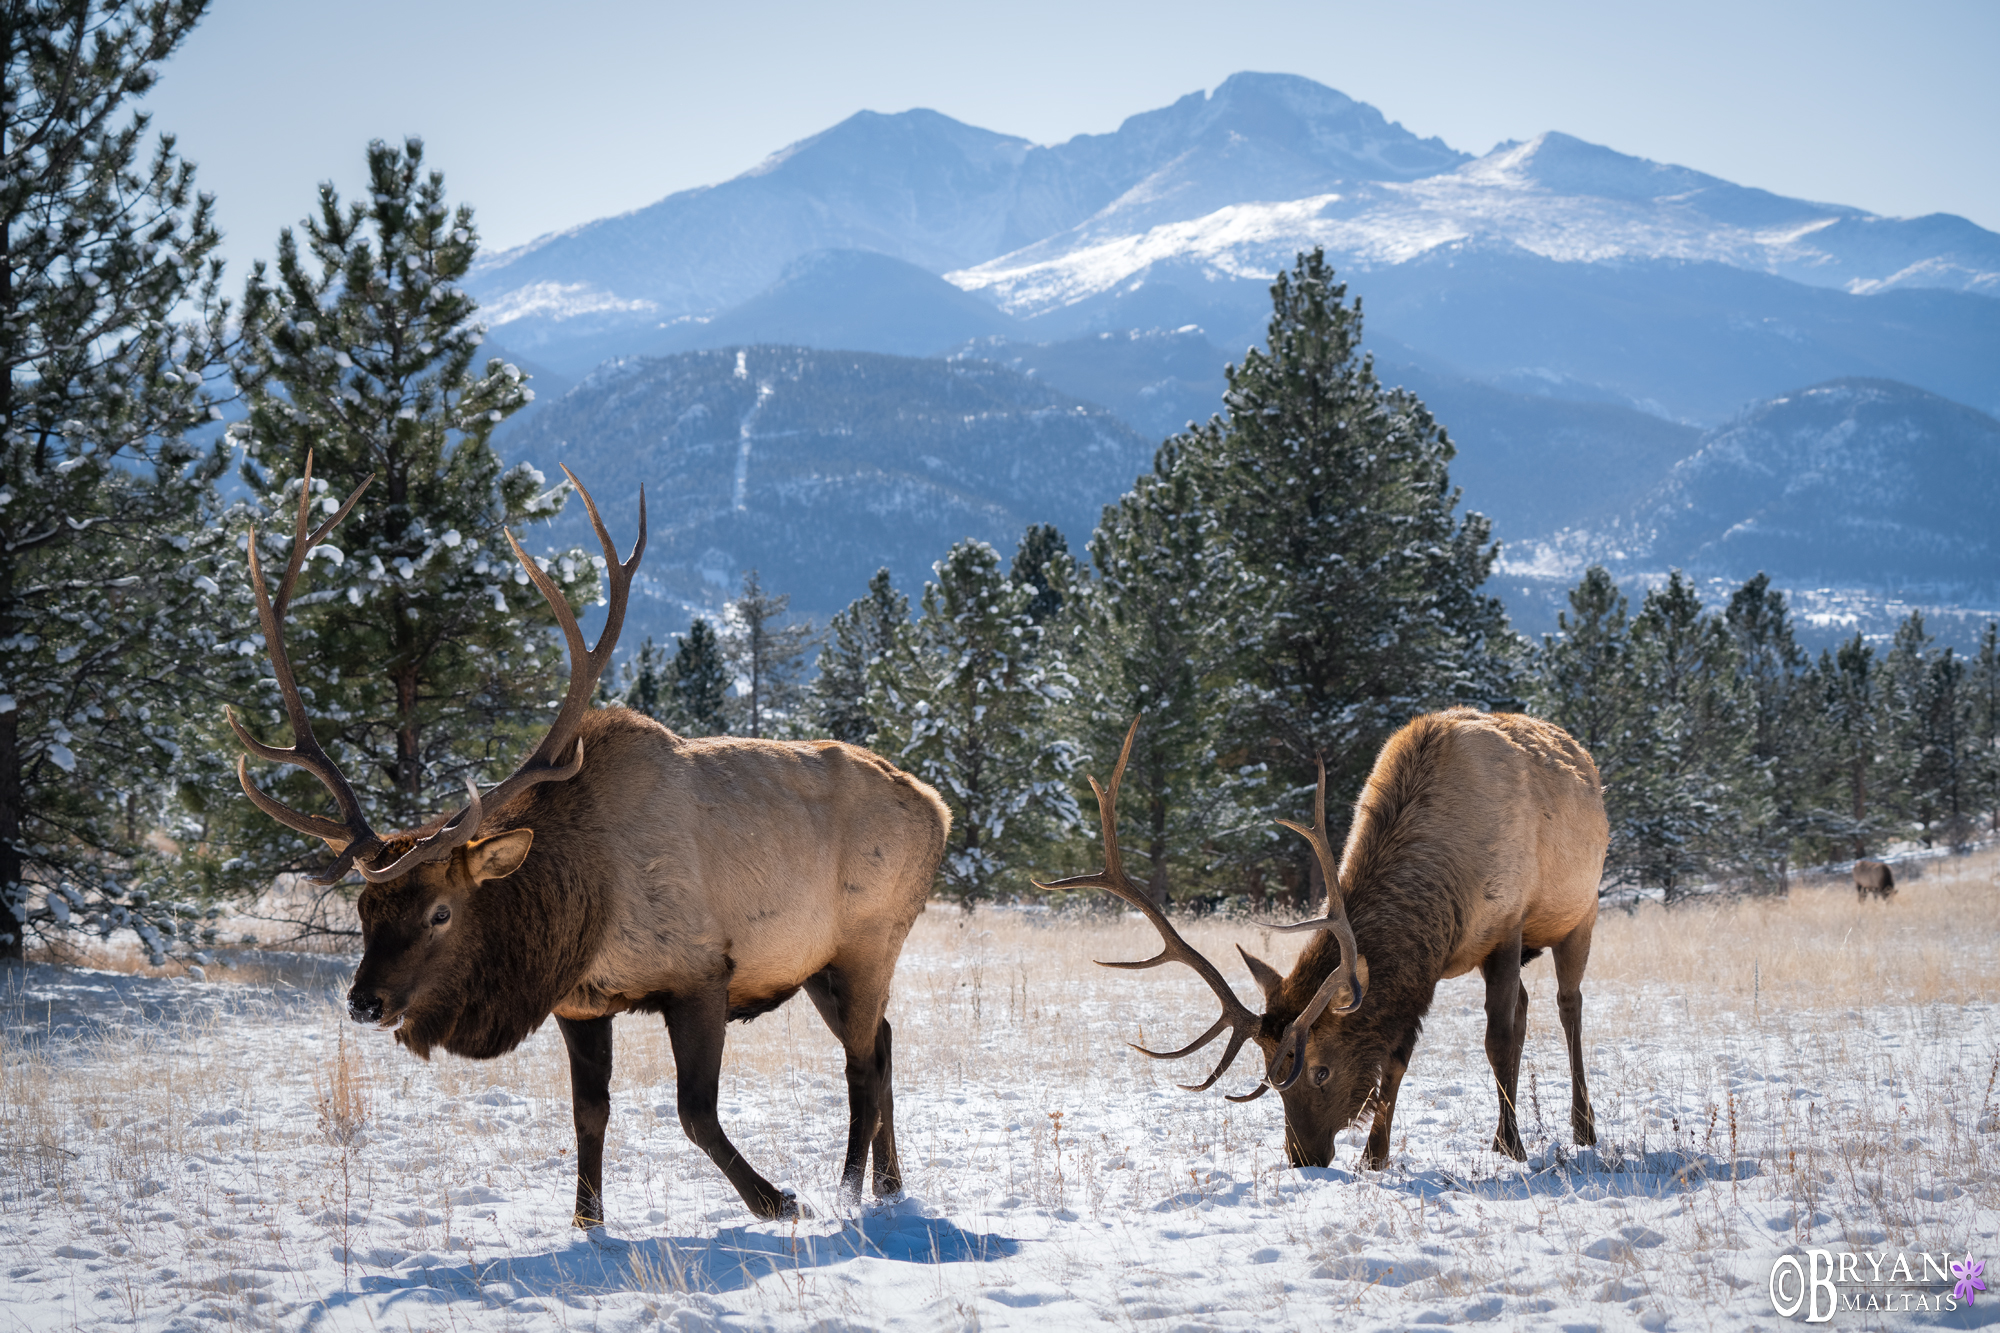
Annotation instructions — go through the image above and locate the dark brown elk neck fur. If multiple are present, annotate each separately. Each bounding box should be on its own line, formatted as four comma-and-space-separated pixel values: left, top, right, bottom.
1272, 713, 1475, 1122
360, 711, 658, 1060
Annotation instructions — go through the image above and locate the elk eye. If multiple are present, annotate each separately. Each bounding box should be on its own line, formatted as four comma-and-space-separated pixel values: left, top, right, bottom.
1311, 1066, 1331, 1087
431, 905, 450, 926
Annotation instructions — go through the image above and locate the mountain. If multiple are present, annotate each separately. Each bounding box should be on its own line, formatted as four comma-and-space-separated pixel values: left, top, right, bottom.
501, 346, 1153, 640
463, 74, 2000, 647
652, 250, 1026, 358
931, 330, 1708, 537
1614, 379, 1999, 591
955, 131, 2000, 319
468, 73, 1467, 367
1497, 379, 2000, 647
1380, 360, 1703, 542
944, 326, 1230, 439
469, 73, 2000, 432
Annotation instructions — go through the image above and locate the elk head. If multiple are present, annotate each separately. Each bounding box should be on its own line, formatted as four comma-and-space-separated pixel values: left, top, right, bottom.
1035, 718, 1370, 1168
227, 453, 644, 1055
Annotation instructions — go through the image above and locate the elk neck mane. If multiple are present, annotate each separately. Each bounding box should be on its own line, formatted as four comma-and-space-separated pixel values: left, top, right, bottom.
1278, 712, 1479, 1061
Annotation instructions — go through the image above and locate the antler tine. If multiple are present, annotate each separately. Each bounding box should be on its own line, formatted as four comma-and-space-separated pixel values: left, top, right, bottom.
498, 469, 647, 777
366, 471, 649, 883
360, 779, 483, 882
1266, 754, 1368, 1092
1032, 715, 1266, 1095
228, 452, 382, 884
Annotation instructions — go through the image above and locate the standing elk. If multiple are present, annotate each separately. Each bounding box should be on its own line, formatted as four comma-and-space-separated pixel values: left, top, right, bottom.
1854, 859, 1896, 900
230, 457, 950, 1226
1041, 709, 1607, 1169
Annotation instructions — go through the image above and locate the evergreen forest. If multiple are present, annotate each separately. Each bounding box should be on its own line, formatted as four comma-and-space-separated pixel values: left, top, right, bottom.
4, 3, 1995, 964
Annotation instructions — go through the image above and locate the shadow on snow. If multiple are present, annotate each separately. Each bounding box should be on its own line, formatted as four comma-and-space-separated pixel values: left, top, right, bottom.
293, 1209, 1020, 1323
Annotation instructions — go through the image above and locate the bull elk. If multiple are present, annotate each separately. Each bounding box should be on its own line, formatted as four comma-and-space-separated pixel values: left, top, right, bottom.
230, 457, 950, 1226
1042, 710, 1606, 1168
1853, 859, 1896, 900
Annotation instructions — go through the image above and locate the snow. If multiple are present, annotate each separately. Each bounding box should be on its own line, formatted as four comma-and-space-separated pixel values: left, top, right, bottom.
481, 281, 661, 329
3, 875, 1996, 1332
947, 136, 2000, 317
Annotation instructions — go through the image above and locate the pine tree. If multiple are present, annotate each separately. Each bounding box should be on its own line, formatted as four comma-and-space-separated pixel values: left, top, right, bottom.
186, 138, 596, 887
614, 636, 673, 722
0, 1, 239, 961
1611, 572, 1748, 901
871, 538, 1080, 909
1530, 565, 1633, 758
1191, 249, 1514, 888
1879, 611, 1935, 845
1973, 622, 2000, 835
671, 617, 728, 737
1811, 634, 1886, 859
720, 569, 815, 739
1010, 524, 1069, 626
1724, 573, 1814, 890
1897, 632, 1976, 850
811, 568, 908, 746
1078, 438, 1240, 907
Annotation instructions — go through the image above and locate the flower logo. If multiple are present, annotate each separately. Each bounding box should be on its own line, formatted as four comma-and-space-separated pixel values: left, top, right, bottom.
1954, 1257, 1986, 1305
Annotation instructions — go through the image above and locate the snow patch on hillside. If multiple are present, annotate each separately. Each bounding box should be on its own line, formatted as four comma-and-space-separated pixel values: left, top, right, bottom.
481, 281, 659, 328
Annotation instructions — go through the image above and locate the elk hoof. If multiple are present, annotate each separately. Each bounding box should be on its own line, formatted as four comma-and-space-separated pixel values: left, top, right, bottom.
755, 1189, 804, 1221
1492, 1132, 1527, 1161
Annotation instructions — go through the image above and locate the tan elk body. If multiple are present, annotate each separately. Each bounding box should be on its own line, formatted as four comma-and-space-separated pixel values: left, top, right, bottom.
1852, 858, 1896, 900
1051, 708, 1607, 1169
230, 459, 948, 1226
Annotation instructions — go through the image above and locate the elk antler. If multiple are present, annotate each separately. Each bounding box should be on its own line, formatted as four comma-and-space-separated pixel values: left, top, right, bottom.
1034, 716, 1270, 1102
227, 452, 383, 885
1264, 755, 1368, 1092
357, 465, 646, 882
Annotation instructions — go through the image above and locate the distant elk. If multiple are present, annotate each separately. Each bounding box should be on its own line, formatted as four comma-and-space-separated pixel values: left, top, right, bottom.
1853, 859, 1897, 901
1043, 710, 1607, 1168
230, 458, 950, 1226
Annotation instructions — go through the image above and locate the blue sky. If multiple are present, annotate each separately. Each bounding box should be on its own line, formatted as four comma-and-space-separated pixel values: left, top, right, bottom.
143, 0, 1999, 276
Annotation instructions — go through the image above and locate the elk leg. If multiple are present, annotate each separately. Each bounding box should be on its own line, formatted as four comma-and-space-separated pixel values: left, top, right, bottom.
1553, 918, 1598, 1147
1480, 930, 1528, 1160
870, 1017, 901, 1195
555, 1015, 614, 1228
1362, 1025, 1419, 1169
660, 983, 795, 1220
804, 966, 896, 1201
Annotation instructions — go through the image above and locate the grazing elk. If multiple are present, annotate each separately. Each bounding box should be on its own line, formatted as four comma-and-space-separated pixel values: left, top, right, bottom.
1854, 859, 1897, 900
230, 457, 950, 1226
1041, 710, 1607, 1169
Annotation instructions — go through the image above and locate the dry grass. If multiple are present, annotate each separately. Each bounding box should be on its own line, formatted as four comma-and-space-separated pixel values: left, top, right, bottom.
1, 847, 1994, 1329
1587, 849, 2000, 1009
313, 1027, 370, 1147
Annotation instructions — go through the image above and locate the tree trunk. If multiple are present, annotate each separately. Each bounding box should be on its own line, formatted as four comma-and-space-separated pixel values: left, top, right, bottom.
1145, 789, 1170, 910
396, 666, 422, 815
0, 147, 19, 961
1850, 760, 1868, 860
0, 706, 21, 964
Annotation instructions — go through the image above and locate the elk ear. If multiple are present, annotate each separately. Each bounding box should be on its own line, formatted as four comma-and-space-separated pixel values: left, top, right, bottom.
465, 829, 534, 884
1237, 945, 1285, 1003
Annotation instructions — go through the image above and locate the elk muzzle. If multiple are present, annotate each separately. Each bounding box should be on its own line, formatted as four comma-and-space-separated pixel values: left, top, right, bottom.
347, 986, 385, 1025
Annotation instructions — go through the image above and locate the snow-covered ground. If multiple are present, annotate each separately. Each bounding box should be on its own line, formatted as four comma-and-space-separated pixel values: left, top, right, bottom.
4, 855, 1996, 1332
